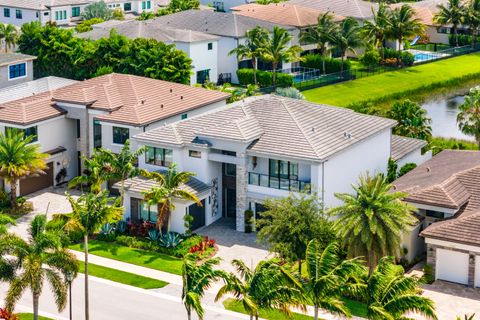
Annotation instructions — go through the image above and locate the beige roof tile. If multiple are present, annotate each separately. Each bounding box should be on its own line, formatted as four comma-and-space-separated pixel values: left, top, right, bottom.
391, 135, 427, 161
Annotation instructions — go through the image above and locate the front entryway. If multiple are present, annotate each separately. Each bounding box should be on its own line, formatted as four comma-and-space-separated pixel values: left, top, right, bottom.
19, 162, 54, 196
189, 199, 206, 231
222, 163, 236, 218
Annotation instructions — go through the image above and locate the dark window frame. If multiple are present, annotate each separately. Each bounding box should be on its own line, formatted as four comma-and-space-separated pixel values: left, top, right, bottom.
5, 126, 38, 142
8, 63, 26, 80
71, 6, 80, 17
4, 8, 10, 18
15, 9, 22, 19
112, 126, 129, 145
145, 146, 173, 167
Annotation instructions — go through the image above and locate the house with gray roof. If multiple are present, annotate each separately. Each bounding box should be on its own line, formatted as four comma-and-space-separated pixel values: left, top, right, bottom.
0, 53, 36, 89
79, 19, 220, 85
124, 95, 429, 234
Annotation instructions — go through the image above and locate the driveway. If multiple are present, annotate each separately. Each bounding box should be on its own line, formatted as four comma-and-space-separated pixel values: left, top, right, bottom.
196, 218, 271, 273
9, 186, 79, 238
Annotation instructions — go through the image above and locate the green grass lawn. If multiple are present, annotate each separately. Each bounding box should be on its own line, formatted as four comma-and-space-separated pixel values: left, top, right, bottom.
343, 298, 368, 318
70, 240, 183, 275
303, 52, 480, 107
79, 262, 168, 289
18, 314, 52, 320
223, 299, 316, 320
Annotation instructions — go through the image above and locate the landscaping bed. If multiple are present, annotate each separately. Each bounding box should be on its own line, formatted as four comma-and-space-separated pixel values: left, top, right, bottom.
18, 314, 52, 320
223, 299, 316, 320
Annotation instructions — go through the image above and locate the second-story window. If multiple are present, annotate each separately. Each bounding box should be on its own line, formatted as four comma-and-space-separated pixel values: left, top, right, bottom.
6, 126, 38, 142
269, 159, 298, 180
189, 150, 201, 158
208, 42, 213, 50
9, 63, 26, 80
112, 126, 129, 145
72, 7, 80, 17
15, 9, 22, 19
146, 146, 173, 167
4, 8, 10, 18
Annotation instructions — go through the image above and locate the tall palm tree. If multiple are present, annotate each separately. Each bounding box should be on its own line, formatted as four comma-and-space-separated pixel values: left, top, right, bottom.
98, 140, 146, 205
0, 214, 16, 283
142, 164, 200, 231
434, 0, 464, 47
464, 0, 480, 47
1, 215, 79, 320
182, 254, 226, 320
0, 130, 47, 208
216, 259, 305, 320
260, 26, 303, 86
0, 24, 18, 52
387, 4, 424, 65
229, 27, 269, 84
300, 12, 337, 75
52, 191, 123, 320
362, 4, 390, 58
68, 150, 111, 194
330, 17, 361, 73
329, 173, 416, 275
304, 240, 365, 320
365, 257, 437, 320
457, 86, 480, 149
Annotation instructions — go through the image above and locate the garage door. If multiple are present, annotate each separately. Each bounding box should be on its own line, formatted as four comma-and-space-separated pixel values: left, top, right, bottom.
19, 162, 54, 196
436, 248, 469, 285
475, 256, 480, 288
189, 199, 206, 231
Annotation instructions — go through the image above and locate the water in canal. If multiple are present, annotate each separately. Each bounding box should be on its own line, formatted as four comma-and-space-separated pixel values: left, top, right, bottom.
420, 94, 474, 141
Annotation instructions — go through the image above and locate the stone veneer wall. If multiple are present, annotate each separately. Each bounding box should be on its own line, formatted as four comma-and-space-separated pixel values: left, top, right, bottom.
426, 243, 477, 287
235, 157, 248, 232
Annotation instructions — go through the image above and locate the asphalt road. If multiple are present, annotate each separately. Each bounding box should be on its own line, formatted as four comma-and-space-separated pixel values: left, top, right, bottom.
0, 274, 249, 320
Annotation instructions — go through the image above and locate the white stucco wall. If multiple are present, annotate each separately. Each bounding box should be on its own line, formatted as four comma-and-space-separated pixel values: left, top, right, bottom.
426, 26, 450, 45
176, 40, 219, 85
199, 0, 252, 12
396, 149, 432, 170
0, 7, 40, 27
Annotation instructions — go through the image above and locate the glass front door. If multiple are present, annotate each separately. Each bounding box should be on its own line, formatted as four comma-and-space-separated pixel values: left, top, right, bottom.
225, 188, 236, 218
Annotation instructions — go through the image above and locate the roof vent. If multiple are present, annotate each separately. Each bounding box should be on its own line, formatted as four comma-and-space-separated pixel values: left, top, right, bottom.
426, 167, 431, 172
392, 185, 397, 190
161, 104, 164, 108
170, 88, 173, 93
180, 95, 183, 100
311, 127, 315, 132
343, 132, 352, 139
141, 99, 145, 104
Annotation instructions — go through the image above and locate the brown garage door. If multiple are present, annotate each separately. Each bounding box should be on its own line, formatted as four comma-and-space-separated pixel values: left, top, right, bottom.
19, 162, 54, 196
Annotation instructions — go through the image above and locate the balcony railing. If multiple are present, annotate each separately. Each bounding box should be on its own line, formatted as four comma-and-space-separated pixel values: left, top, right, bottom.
248, 172, 311, 193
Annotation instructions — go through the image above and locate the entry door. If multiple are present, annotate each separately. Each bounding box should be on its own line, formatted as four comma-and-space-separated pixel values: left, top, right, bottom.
436, 248, 469, 285
224, 188, 236, 218
189, 199, 206, 231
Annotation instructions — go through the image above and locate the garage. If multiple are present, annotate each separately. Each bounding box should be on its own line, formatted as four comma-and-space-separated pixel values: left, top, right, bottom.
19, 162, 54, 196
189, 199, 206, 231
475, 256, 480, 288
436, 248, 469, 285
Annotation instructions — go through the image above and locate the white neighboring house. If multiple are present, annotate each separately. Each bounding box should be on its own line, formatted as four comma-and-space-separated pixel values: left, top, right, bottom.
391, 150, 480, 287
0, 73, 229, 197
123, 95, 429, 234
0, 53, 36, 89
0, 0, 155, 27
79, 19, 220, 85
146, 10, 299, 84
390, 135, 431, 171
199, 0, 254, 12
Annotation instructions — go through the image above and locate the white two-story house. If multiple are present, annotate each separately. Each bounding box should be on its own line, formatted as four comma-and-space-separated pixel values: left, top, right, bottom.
123, 95, 429, 234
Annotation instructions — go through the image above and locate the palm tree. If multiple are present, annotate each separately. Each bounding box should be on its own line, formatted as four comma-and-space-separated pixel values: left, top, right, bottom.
0, 24, 18, 52
330, 17, 361, 73
98, 140, 146, 205
216, 259, 305, 320
52, 191, 123, 320
142, 164, 200, 232
434, 0, 464, 47
387, 4, 424, 65
464, 0, 480, 48
365, 257, 437, 320
387, 100, 432, 141
304, 240, 365, 320
0, 214, 16, 283
362, 4, 390, 58
68, 150, 111, 193
260, 26, 303, 86
457, 86, 480, 149
329, 173, 416, 275
300, 12, 337, 75
1, 215, 78, 320
0, 213, 14, 235
0, 130, 47, 209
182, 254, 226, 320
229, 27, 269, 85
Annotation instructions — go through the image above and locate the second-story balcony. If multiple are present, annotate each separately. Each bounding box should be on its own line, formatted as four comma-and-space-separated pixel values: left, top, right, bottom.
248, 172, 311, 193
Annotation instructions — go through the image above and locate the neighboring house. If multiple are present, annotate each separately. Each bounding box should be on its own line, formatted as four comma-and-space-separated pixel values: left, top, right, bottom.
286, 0, 377, 22
199, 0, 255, 12
124, 95, 427, 234
0, 73, 229, 196
390, 135, 431, 170
146, 10, 298, 84
79, 19, 220, 85
0, 0, 155, 27
391, 150, 480, 286
0, 53, 36, 89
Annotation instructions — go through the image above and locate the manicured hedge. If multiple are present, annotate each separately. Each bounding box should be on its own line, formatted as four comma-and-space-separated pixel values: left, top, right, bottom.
237, 68, 293, 87
300, 54, 351, 73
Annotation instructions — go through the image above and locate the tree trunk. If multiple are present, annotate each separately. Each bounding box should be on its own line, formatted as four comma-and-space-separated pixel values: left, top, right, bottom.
252, 57, 257, 85
120, 177, 125, 206
298, 259, 302, 276
33, 293, 39, 320
322, 54, 326, 75
84, 234, 90, 320
272, 62, 278, 87
186, 306, 192, 320
340, 54, 345, 74
10, 178, 17, 209
368, 250, 376, 276
249, 314, 253, 320
454, 25, 459, 47
397, 37, 402, 67
314, 304, 319, 320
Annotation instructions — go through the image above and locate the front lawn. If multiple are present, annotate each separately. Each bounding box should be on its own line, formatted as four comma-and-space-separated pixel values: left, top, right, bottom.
303, 52, 480, 107
79, 262, 168, 289
70, 240, 183, 275
18, 314, 52, 320
223, 299, 316, 320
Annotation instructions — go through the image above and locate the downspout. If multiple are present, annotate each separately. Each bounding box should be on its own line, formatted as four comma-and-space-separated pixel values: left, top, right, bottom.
321, 161, 325, 212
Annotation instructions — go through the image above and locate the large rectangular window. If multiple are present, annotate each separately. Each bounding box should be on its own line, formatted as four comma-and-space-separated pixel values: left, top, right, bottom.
112, 126, 129, 145
142, 1, 151, 10
269, 159, 298, 180
71, 7, 80, 17
4, 8, 10, 17
55, 10, 67, 20
9, 63, 26, 80
139, 201, 157, 222
6, 126, 38, 142
145, 146, 173, 167
15, 9, 22, 19
93, 120, 102, 148
124, 2, 132, 11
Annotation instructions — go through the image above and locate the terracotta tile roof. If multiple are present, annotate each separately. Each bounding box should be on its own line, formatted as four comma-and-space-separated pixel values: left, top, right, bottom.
287, 0, 378, 20
53, 73, 230, 126
231, 3, 343, 27
392, 150, 480, 211
390, 135, 427, 161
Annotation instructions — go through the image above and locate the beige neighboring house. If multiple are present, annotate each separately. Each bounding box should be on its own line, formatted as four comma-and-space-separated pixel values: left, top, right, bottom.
391, 150, 480, 287
0, 53, 36, 89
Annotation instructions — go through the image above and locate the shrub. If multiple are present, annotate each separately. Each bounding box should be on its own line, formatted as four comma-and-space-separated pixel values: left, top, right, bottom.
360, 48, 381, 67
244, 209, 254, 233
300, 54, 351, 73
189, 236, 215, 255
127, 220, 156, 237
381, 47, 399, 59
275, 87, 304, 100
398, 163, 417, 177
401, 51, 415, 66
236, 69, 293, 87
159, 232, 183, 248
75, 17, 105, 33
422, 264, 434, 284
449, 34, 479, 46
112, 8, 125, 20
